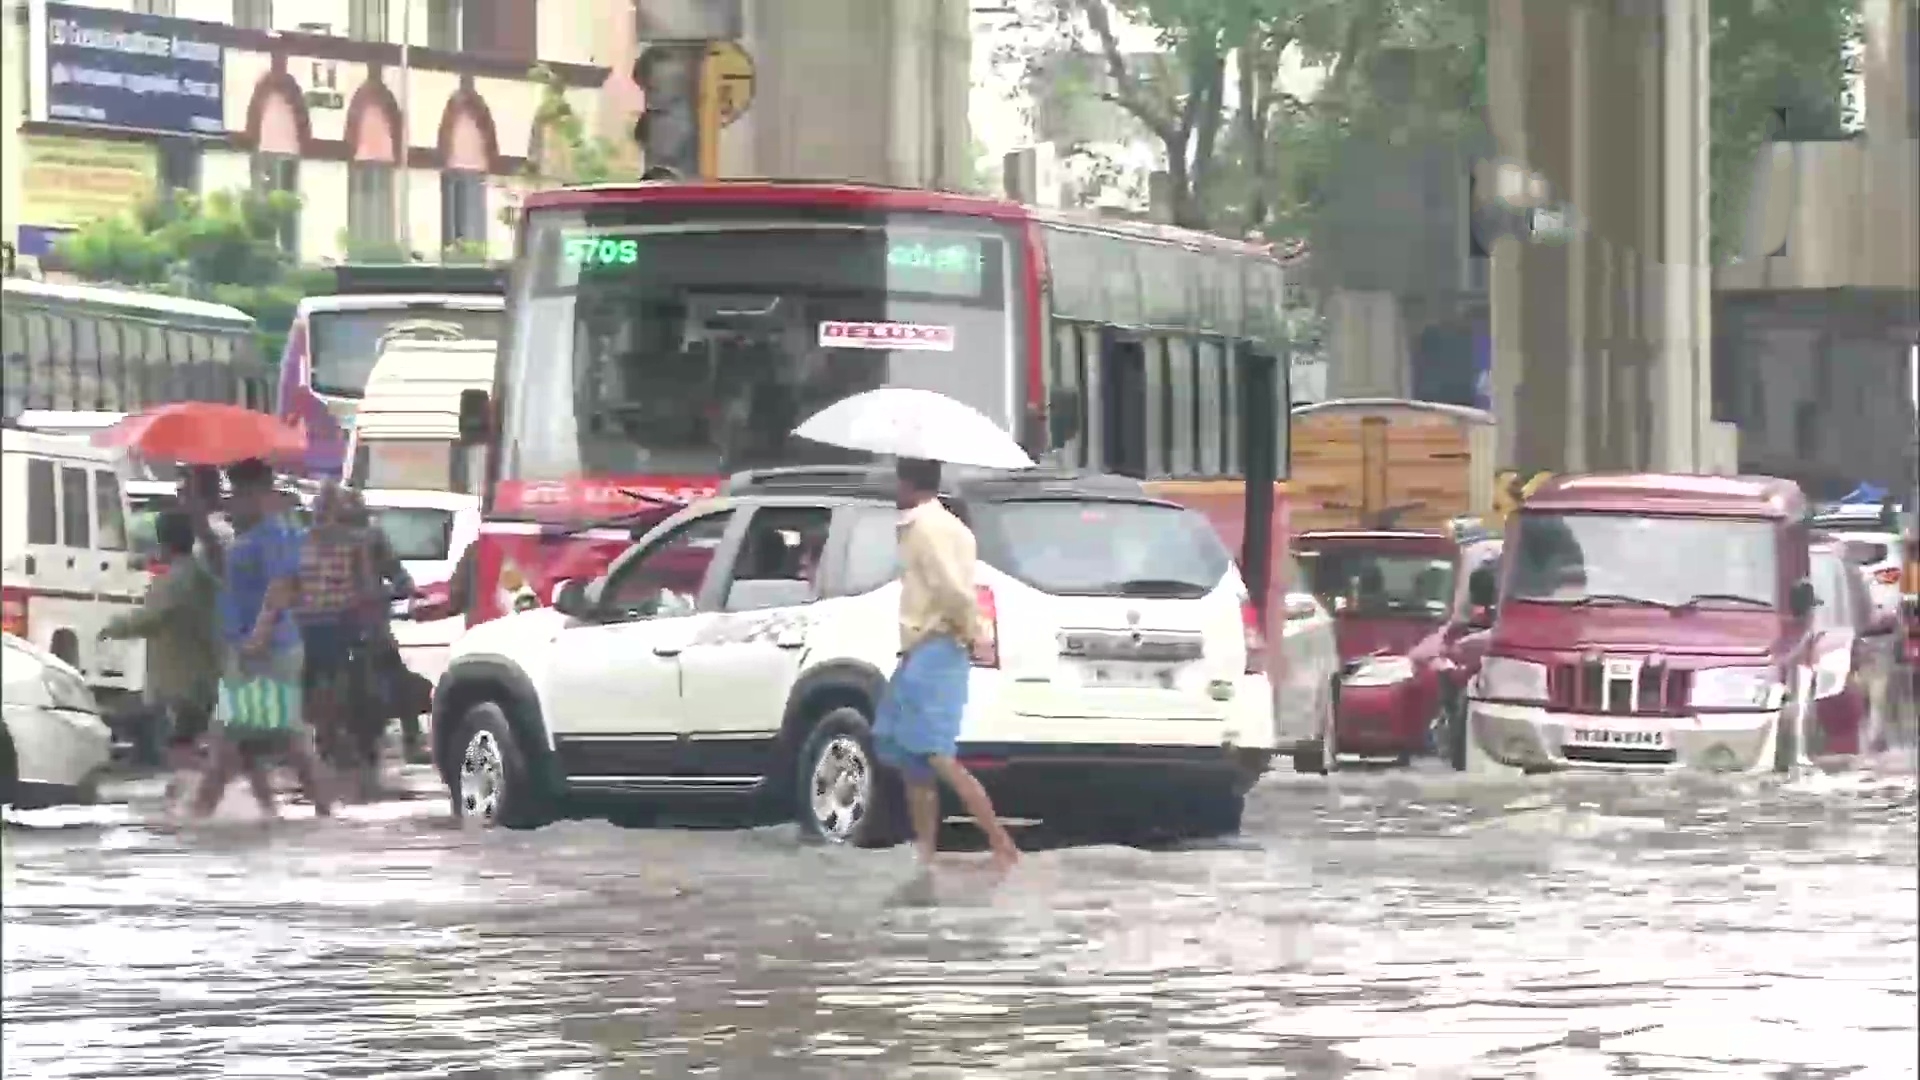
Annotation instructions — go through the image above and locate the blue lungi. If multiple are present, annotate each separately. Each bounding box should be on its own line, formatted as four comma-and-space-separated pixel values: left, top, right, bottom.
873, 635, 971, 783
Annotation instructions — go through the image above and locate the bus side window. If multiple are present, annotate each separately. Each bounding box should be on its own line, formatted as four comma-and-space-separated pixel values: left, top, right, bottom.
47, 314, 74, 408
189, 331, 213, 399
1, 306, 23, 417
1164, 336, 1197, 477
27, 459, 59, 545
94, 471, 128, 552
1097, 333, 1148, 479
143, 324, 169, 402
1196, 338, 1226, 477
59, 466, 92, 550
1048, 318, 1086, 467
23, 311, 52, 408
74, 314, 101, 410
167, 330, 194, 399
98, 317, 125, 411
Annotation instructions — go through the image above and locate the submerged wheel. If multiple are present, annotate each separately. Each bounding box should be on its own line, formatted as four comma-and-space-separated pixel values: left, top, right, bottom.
795, 707, 904, 848
448, 701, 550, 829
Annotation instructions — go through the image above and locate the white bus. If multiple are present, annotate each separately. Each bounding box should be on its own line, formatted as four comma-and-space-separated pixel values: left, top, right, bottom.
1, 278, 269, 420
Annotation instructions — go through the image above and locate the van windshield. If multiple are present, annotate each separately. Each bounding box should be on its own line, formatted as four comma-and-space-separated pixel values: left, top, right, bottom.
1509, 513, 1778, 609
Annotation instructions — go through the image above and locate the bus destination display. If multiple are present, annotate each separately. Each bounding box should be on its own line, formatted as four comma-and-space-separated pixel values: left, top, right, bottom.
558, 231, 989, 299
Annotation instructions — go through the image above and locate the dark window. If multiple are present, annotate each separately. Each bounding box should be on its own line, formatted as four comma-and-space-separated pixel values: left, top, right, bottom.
234, 0, 273, 30
1096, 336, 1148, 478
460, 0, 536, 59
157, 138, 201, 195
252, 153, 301, 256
73, 316, 101, 409
1298, 549, 1456, 617
1163, 336, 1196, 476
1509, 513, 1778, 608
605, 512, 733, 617
441, 170, 487, 249
368, 506, 455, 562
308, 307, 502, 398
350, 0, 389, 42
973, 499, 1232, 598
27, 460, 58, 544
59, 466, 91, 548
94, 472, 127, 552
348, 163, 396, 246
724, 507, 832, 611
132, 0, 174, 13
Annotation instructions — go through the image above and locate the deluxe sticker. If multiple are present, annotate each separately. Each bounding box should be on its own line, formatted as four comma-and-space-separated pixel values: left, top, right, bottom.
818, 320, 955, 352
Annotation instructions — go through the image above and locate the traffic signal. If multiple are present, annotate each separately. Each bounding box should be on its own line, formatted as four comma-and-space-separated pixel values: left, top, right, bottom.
632, 44, 702, 179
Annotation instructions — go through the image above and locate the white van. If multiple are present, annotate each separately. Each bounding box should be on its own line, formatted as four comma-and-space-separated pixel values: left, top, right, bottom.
1, 428, 145, 703
370, 489, 481, 693
345, 337, 496, 494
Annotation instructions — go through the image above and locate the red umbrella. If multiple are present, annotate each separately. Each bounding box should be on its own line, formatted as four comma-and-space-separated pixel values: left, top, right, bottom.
93, 402, 307, 466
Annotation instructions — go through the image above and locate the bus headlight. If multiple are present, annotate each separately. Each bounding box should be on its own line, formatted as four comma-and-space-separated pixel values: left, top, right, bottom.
1474, 657, 1548, 703
1689, 666, 1783, 710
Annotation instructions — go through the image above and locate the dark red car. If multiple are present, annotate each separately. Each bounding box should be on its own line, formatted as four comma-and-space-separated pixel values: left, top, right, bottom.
1296, 530, 1501, 768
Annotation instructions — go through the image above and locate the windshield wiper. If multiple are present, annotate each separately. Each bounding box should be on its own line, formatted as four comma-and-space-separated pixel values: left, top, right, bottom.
1565, 592, 1673, 609
1100, 578, 1209, 598
1676, 592, 1773, 610
542, 489, 686, 540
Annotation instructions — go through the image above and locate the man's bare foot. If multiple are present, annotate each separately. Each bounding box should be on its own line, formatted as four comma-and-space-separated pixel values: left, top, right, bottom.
989, 841, 1021, 875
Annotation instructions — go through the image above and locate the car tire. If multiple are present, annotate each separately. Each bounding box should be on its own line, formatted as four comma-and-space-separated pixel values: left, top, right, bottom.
1771, 694, 1803, 774
795, 706, 905, 848
447, 701, 550, 829
0, 723, 17, 808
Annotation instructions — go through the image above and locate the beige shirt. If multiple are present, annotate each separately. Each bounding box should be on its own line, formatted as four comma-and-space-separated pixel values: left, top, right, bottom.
897, 499, 983, 652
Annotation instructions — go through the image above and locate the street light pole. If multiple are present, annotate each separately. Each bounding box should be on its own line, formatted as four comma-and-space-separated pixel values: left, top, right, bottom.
397, 0, 414, 257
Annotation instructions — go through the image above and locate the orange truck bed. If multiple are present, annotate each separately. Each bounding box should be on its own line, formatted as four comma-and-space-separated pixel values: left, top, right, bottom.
1289, 398, 1498, 535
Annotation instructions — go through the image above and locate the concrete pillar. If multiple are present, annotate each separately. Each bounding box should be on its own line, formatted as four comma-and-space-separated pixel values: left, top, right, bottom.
1327, 289, 1411, 397
1486, 0, 1712, 475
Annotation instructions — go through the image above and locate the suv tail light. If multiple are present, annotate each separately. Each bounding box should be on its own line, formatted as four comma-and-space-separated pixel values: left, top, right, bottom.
1873, 566, 1901, 586
1243, 599, 1268, 674
972, 584, 1000, 667
2, 586, 27, 639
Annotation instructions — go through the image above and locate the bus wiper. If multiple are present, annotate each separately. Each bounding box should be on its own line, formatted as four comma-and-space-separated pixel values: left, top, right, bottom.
1676, 592, 1772, 610
542, 489, 686, 540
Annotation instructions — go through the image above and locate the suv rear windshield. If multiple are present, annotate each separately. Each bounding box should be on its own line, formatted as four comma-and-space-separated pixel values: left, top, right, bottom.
972, 499, 1231, 598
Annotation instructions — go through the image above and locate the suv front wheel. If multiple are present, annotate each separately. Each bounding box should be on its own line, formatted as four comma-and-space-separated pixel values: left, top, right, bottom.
448, 701, 550, 829
795, 707, 905, 848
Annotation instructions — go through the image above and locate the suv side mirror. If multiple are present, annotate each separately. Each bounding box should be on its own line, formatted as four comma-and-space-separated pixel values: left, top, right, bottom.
1047, 387, 1082, 450
551, 577, 592, 619
457, 388, 491, 446
1788, 579, 1817, 619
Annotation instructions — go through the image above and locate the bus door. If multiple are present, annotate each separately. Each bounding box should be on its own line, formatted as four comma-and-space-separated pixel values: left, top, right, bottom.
1239, 349, 1281, 615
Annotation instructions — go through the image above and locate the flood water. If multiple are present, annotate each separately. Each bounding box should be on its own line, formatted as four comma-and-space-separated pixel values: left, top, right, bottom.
4, 763, 1916, 1079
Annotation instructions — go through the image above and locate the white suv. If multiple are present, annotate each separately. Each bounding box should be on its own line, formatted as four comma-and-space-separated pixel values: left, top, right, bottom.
431, 467, 1280, 843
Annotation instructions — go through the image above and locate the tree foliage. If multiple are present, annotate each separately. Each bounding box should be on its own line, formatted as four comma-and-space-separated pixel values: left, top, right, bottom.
1026, 0, 1857, 260
53, 187, 327, 361
524, 63, 634, 187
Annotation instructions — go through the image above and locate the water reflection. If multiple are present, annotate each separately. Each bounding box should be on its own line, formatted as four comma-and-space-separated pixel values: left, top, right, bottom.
4, 765, 1915, 1079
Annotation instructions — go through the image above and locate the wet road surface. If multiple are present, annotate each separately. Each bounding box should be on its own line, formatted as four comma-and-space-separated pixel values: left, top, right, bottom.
4, 762, 1916, 1079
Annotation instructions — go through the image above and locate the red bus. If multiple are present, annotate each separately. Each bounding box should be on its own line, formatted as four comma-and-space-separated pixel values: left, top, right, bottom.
458, 181, 1297, 629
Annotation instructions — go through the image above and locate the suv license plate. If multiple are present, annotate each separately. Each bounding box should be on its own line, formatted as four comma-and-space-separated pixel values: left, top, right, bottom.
1086, 662, 1177, 689
1565, 726, 1667, 749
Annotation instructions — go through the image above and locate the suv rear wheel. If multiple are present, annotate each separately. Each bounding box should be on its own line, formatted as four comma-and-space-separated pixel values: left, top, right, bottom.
795, 707, 905, 848
448, 701, 551, 829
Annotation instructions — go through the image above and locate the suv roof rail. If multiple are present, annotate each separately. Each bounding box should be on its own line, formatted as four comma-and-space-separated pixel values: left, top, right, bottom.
721, 464, 1155, 502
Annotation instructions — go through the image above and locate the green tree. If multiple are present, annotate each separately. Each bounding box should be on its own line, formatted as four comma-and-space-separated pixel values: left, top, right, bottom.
524, 63, 633, 187
54, 187, 324, 362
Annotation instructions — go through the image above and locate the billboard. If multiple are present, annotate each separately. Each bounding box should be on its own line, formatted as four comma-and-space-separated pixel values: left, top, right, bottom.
34, 2, 225, 138
20, 134, 159, 228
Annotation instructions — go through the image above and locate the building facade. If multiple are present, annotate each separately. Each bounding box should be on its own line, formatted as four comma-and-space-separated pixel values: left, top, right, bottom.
3, 0, 633, 267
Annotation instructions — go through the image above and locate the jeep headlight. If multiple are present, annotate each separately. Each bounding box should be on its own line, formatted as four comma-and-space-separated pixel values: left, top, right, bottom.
1689, 665, 1784, 709
1346, 655, 1415, 687
1473, 656, 1548, 703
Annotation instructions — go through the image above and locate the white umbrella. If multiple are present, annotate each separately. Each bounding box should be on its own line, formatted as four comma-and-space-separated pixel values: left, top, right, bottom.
792, 388, 1036, 469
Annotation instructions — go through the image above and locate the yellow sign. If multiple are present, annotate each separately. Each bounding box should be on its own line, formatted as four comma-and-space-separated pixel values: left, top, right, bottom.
1490, 469, 1555, 526
697, 40, 756, 178
21, 135, 159, 228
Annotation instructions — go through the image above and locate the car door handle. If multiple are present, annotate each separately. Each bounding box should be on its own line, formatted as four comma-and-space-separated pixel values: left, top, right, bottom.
653, 645, 683, 657
100, 561, 110, 572
23, 556, 35, 574
66, 556, 77, 569
774, 639, 804, 650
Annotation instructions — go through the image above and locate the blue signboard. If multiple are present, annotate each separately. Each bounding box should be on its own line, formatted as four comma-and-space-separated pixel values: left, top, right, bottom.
42, 3, 224, 138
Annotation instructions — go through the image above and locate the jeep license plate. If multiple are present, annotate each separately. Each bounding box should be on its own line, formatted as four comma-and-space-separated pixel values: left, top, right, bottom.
1085, 662, 1177, 689
1565, 726, 1667, 749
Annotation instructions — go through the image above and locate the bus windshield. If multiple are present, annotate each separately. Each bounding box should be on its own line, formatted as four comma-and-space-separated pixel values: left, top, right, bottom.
309, 306, 503, 398
495, 210, 1016, 510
